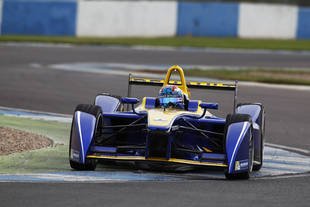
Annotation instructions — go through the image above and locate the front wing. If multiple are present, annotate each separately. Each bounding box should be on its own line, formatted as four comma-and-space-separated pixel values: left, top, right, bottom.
71, 115, 252, 171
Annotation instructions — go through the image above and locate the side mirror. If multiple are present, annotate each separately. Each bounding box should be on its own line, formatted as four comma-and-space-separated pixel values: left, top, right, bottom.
199, 102, 219, 110
197, 102, 219, 119
121, 97, 140, 114
121, 97, 139, 105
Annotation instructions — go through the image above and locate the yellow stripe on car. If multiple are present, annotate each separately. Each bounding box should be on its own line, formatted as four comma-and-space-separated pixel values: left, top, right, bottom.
86, 155, 227, 167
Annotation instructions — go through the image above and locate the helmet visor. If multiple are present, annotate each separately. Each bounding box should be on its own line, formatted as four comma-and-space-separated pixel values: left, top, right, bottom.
159, 97, 183, 107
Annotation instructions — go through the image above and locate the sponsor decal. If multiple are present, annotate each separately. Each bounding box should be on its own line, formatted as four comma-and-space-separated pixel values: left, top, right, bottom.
235, 159, 249, 171
235, 161, 240, 171
71, 149, 80, 161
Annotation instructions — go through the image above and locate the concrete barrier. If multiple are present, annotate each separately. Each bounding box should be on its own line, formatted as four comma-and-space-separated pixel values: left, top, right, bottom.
1, 1, 310, 39
177, 2, 239, 37
297, 7, 310, 39
1, 0, 77, 36
77, 0, 177, 37
238, 3, 298, 39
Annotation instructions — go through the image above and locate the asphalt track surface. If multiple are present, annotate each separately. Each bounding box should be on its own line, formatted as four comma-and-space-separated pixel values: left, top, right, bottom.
0, 44, 309, 207
1, 43, 310, 68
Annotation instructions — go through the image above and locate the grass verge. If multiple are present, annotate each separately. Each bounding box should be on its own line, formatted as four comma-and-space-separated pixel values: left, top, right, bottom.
1, 35, 310, 51
0, 115, 70, 173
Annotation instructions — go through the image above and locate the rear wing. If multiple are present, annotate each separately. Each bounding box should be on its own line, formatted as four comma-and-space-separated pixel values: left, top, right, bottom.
127, 74, 238, 112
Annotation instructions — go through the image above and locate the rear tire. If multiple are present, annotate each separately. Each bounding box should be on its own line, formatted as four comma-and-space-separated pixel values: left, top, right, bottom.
69, 104, 102, 171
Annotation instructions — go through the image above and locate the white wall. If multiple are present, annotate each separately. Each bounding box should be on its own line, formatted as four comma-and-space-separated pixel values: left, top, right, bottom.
77, 0, 177, 37
238, 3, 298, 39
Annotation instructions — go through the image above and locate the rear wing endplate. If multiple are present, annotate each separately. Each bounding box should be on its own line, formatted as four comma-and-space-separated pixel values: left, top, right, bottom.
127, 74, 238, 112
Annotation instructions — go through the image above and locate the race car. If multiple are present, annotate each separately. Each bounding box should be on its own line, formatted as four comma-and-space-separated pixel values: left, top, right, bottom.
69, 65, 265, 179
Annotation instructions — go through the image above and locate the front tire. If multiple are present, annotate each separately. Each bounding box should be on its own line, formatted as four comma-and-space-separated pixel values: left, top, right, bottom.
69, 104, 102, 171
70, 159, 97, 171
252, 133, 263, 171
225, 136, 254, 180
225, 114, 254, 180
253, 106, 265, 171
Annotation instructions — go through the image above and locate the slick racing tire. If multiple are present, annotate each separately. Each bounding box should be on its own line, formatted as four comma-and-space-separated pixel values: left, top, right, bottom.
225, 136, 254, 180
225, 114, 254, 180
252, 132, 263, 171
236, 103, 265, 172
69, 104, 102, 171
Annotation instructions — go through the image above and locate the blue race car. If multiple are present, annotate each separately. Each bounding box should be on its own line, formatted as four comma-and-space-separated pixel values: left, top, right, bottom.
69, 65, 265, 179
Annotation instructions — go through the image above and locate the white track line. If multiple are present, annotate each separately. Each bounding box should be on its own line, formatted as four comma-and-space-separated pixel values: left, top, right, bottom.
266, 143, 310, 155
3, 42, 310, 56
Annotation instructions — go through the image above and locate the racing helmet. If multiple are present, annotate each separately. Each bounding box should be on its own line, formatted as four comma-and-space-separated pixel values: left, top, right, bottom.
158, 85, 184, 108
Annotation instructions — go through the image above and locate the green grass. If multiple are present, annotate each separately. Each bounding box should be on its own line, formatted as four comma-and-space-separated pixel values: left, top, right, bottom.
185, 69, 310, 86
0, 115, 71, 173
0, 145, 69, 174
1, 35, 310, 51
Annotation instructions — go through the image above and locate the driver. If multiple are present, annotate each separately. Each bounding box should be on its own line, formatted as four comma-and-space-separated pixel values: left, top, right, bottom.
158, 85, 184, 109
